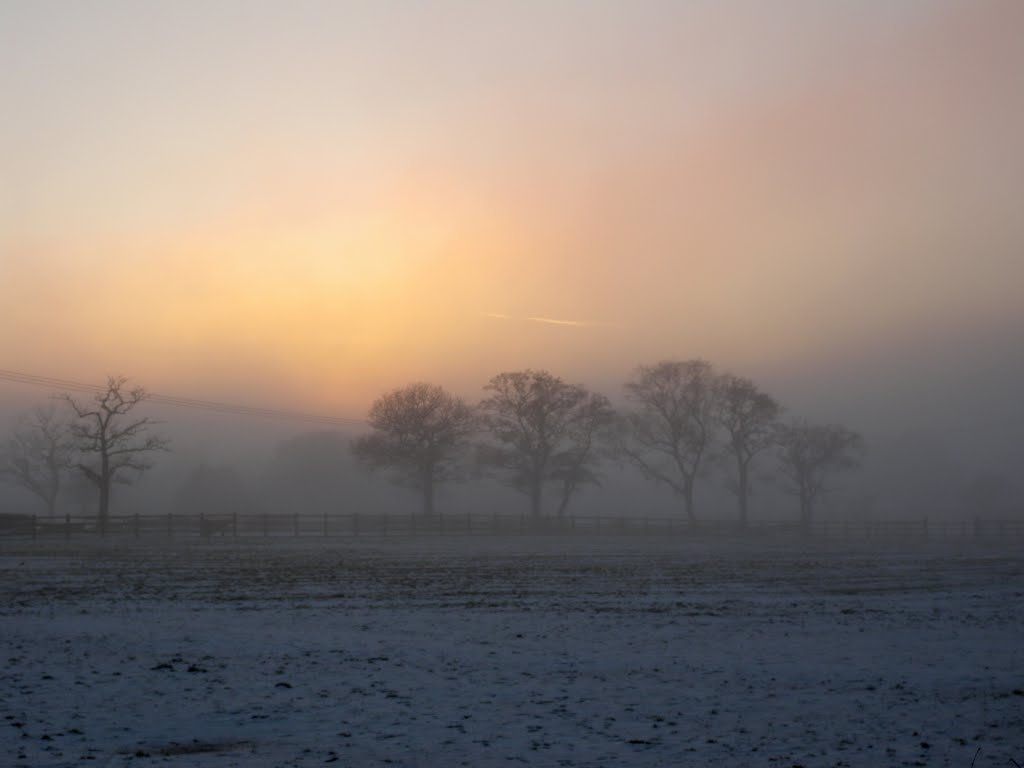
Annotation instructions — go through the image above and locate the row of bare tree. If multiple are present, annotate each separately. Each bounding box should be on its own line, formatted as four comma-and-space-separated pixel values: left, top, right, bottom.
353, 360, 865, 526
0, 377, 169, 531
1, 363, 863, 529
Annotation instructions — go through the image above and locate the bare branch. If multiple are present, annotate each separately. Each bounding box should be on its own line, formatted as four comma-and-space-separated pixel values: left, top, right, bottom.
60, 375, 170, 527
478, 370, 615, 517
621, 359, 717, 522
0, 404, 76, 514
713, 372, 783, 524
352, 382, 476, 515
776, 419, 864, 526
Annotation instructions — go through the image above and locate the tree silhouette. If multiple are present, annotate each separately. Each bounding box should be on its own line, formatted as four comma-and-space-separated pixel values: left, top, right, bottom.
621, 359, 717, 524
0, 404, 76, 516
547, 391, 617, 516
776, 420, 864, 527
352, 383, 475, 515
713, 373, 782, 526
479, 369, 614, 517
60, 376, 170, 531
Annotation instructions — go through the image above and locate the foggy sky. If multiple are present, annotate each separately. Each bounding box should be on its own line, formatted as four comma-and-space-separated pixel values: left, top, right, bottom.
2, 0, 1022, 452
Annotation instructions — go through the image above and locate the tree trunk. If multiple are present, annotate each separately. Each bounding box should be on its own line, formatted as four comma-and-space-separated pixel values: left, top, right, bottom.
683, 476, 696, 525
421, 467, 435, 516
97, 451, 112, 534
97, 479, 110, 535
556, 488, 571, 517
799, 491, 813, 530
530, 474, 543, 518
737, 462, 749, 527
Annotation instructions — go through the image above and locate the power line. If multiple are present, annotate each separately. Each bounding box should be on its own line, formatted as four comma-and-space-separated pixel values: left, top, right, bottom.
0, 368, 366, 428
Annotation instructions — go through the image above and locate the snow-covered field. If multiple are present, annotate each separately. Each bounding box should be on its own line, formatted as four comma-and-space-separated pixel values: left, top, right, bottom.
2, 536, 1022, 767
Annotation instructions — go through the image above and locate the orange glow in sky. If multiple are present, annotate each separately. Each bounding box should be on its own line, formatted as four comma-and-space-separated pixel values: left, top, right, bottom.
2, 1, 1023, 416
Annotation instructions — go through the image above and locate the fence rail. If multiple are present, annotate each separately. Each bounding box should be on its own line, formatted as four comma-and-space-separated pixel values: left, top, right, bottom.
2, 511, 1023, 541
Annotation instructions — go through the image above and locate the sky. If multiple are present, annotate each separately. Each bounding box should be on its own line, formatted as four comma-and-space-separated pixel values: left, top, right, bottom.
2, 0, 1022, 437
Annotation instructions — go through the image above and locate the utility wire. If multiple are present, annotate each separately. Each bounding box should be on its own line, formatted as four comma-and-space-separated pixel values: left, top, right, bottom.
0, 368, 366, 428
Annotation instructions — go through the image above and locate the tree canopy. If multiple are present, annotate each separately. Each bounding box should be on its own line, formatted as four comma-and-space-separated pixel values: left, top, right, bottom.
352, 382, 476, 515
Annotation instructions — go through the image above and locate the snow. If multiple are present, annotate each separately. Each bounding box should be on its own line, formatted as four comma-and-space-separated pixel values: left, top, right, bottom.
2, 536, 1022, 767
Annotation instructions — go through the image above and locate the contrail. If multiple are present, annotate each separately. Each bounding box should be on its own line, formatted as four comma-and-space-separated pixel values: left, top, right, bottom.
483, 313, 618, 328
524, 316, 619, 328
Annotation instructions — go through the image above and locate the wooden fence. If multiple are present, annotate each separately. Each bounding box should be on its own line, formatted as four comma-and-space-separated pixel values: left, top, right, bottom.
1, 511, 1023, 541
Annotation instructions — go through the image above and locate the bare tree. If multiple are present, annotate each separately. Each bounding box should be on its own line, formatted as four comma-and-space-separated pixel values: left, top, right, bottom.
0, 404, 76, 516
713, 373, 782, 526
352, 383, 476, 516
547, 392, 617, 516
60, 376, 170, 531
776, 420, 864, 528
620, 359, 717, 524
479, 370, 613, 517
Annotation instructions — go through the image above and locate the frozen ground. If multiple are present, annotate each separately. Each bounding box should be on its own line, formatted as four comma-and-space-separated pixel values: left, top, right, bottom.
1, 536, 1022, 767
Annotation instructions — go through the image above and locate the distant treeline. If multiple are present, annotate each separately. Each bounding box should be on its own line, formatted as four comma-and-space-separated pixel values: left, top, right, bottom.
0, 361, 871, 531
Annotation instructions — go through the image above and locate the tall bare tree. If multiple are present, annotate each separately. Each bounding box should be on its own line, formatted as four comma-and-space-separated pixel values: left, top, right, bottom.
60, 376, 170, 531
713, 373, 782, 526
776, 420, 864, 527
479, 370, 613, 517
352, 383, 476, 515
0, 404, 76, 516
621, 359, 717, 524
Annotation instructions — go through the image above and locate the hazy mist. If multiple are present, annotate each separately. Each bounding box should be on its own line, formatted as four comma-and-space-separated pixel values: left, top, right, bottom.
1, 0, 1022, 522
